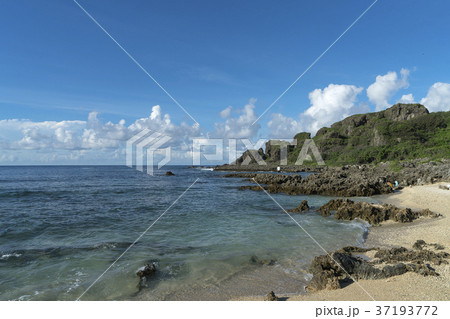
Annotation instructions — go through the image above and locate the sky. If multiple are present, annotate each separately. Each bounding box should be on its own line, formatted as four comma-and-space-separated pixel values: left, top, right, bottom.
1, 0, 450, 165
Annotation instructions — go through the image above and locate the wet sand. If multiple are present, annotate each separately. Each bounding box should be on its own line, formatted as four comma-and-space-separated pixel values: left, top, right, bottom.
237, 183, 450, 301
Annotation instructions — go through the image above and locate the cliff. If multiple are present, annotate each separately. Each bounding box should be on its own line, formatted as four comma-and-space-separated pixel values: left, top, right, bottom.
234, 103, 450, 166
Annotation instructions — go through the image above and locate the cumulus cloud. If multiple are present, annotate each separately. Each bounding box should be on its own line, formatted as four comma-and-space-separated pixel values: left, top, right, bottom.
268, 84, 366, 137
0, 106, 200, 153
397, 93, 415, 104
420, 82, 450, 112
267, 113, 302, 138
219, 106, 232, 119
213, 98, 260, 139
303, 84, 365, 133
367, 68, 410, 111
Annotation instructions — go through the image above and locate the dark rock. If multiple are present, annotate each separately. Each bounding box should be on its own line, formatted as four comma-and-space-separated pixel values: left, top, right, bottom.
413, 240, 427, 250
374, 247, 449, 265
250, 256, 276, 266
218, 160, 450, 197
382, 263, 408, 277
136, 263, 157, 289
165, 171, 175, 176
317, 199, 440, 225
287, 200, 309, 212
136, 263, 157, 279
265, 291, 279, 301
306, 244, 449, 292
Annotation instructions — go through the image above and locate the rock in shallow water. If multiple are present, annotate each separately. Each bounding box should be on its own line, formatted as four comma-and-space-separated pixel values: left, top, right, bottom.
136, 263, 157, 290
287, 200, 309, 213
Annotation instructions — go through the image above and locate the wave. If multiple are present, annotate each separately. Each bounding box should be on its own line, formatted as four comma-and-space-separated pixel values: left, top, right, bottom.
0, 189, 73, 199
0, 253, 22, 260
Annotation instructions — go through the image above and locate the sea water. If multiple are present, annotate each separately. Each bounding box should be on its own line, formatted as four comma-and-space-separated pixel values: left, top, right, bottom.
0, 166, 372, 300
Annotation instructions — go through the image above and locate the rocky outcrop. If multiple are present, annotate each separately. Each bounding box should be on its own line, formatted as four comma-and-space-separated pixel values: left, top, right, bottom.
232, 148, 267, 165
165, 171, 175, 176
373, 247, 449, 265
227, 160, 450, 197
137, 263, 157, 289
317, 199, 440, 225
215, 103, 449, 168
306, 244, 448, 292
384, 103, 429, 122
413, 239, 445, 251
287, 200, 309, 212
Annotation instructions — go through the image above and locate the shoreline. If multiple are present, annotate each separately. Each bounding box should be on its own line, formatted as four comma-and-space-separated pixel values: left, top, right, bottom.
236, 183, 450, 301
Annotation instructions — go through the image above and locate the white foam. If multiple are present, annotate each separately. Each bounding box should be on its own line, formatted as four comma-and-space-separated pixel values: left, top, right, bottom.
0, 253, 22, 260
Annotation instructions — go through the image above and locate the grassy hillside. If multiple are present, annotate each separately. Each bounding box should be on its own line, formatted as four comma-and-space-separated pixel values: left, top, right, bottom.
267, 104, 450, 166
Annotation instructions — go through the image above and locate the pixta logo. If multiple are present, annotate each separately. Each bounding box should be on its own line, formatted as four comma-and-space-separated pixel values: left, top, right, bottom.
126, 129, 172, 175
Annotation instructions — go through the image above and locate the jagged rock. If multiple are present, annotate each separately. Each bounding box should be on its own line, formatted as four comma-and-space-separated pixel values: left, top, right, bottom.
137, 263, 157, 279
317, 199, 440, 225
319, 199, 352, 217
287, 200, 309, 212
413, 240, 427, 250
265, 291, 279, 301
306, 244, 448, 292
374, 247, 449, 265
136, 263, 157, 289
137, 263, 157, 278
219, 159, 450, 197
384, 103, 429, 122
165, 171, 175, 176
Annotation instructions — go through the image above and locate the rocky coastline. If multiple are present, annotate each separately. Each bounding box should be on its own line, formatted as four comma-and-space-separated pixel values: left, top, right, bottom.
219, 160, 450, 197
218, 162, 450, 300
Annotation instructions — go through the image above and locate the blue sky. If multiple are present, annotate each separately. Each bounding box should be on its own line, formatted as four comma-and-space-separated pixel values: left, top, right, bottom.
1, 0, 450, 164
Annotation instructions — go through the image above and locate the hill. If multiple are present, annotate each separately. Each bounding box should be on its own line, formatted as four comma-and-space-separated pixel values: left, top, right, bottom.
241, 103, 450, 166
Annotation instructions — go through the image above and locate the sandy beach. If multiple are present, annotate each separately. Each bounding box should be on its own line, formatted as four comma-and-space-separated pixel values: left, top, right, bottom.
238, 183, 450, 301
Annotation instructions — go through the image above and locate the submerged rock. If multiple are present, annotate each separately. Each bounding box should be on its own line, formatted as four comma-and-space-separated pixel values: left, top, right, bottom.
249, 255, 276, 266
287, 200, 309, 213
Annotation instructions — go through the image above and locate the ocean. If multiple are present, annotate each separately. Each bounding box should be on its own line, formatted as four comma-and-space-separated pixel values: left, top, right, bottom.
0, 166, 372, 300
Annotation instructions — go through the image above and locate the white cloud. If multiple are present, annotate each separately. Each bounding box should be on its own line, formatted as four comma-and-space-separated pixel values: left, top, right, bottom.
267, 113, 302, 138
367, 68, 410, 111
268, 84, 366, 136
213, 98, 260, 139
219, 106, 232, 119
303, 84, 365, 134
397, 93, 415, 104
420, 82, 450, 112
0, 106, 201, 160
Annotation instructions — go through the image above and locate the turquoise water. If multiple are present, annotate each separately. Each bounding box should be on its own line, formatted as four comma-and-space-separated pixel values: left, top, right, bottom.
0, 166, 372, 300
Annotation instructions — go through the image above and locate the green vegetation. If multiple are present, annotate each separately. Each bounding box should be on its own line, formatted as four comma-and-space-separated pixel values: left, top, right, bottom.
265, 104, 450, 166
